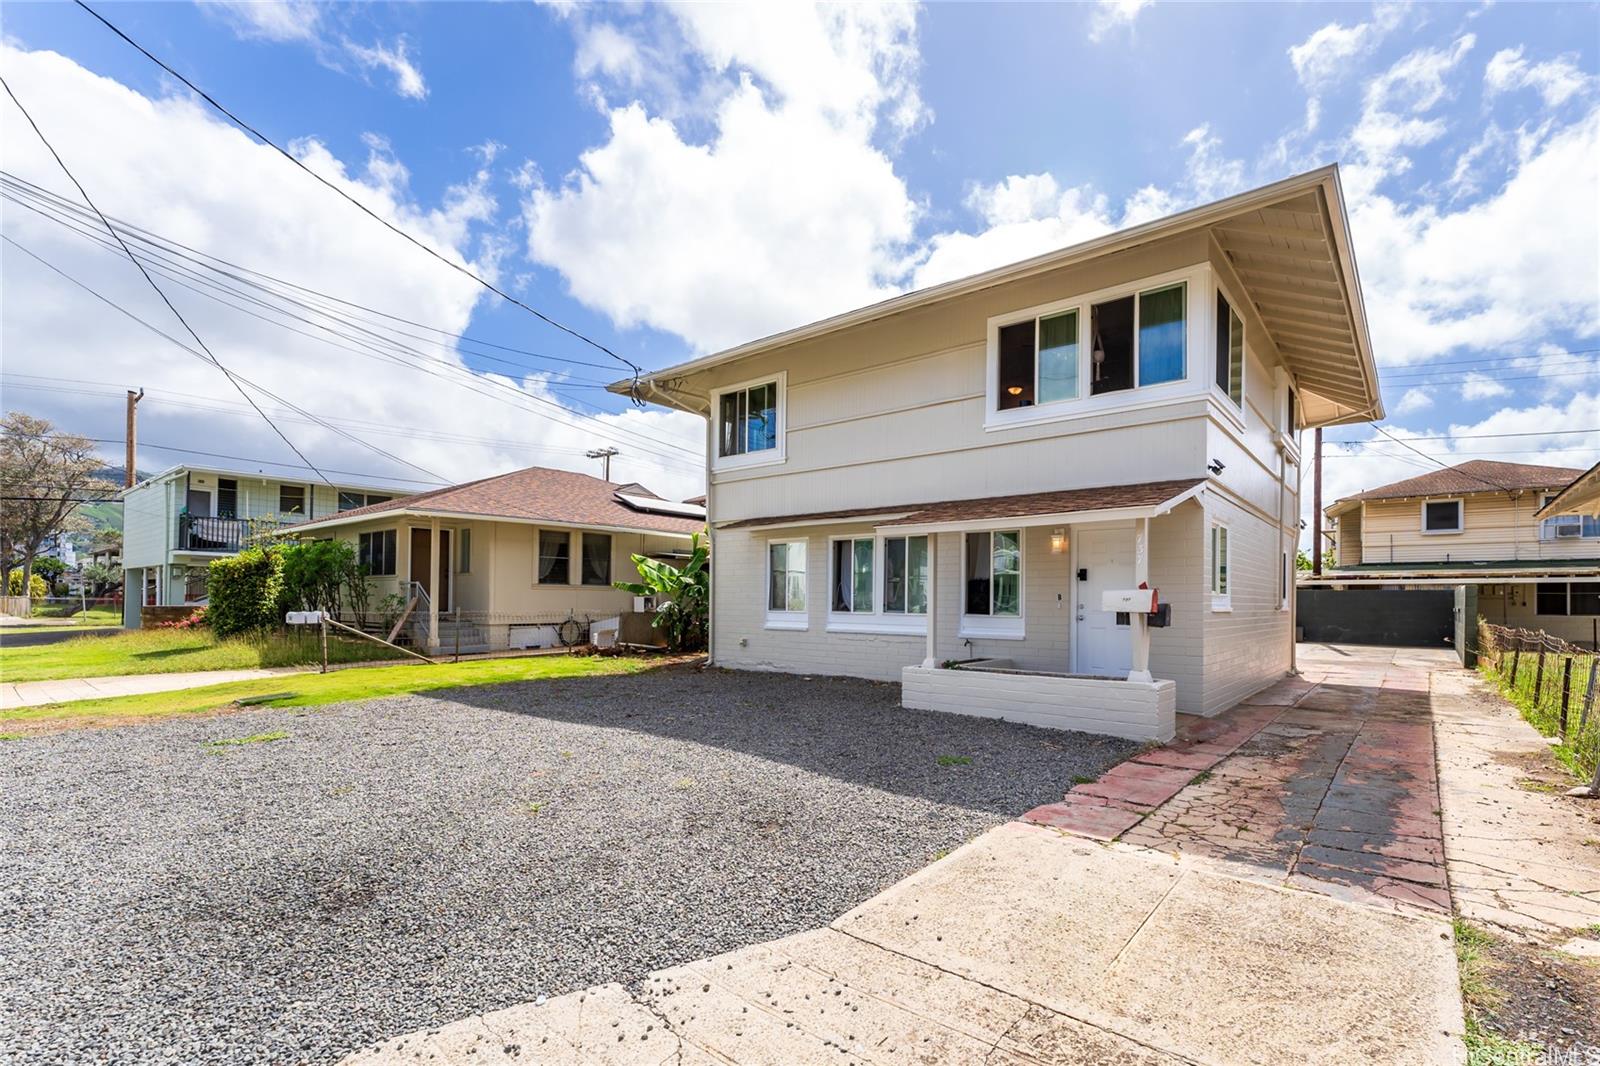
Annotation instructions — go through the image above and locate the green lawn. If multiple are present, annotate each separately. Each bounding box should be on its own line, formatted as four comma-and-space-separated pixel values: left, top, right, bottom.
0, 627, 405, 683
0, 654, 662, 728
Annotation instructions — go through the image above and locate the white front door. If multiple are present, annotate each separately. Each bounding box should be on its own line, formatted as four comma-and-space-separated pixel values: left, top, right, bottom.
1075, 526, 1133, 677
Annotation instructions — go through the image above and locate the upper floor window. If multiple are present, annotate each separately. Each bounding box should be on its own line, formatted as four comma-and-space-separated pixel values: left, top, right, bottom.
998, 309, 1080, 409
1090, 282, 1186, 395
279, 485, 306, 515
716, 378, 781, 460
1215, 291, 1244, 407
217, 478, 238, 519
1422, 499, 1463, 534
339, 491, 392, 512
1539, 495, 1600, 540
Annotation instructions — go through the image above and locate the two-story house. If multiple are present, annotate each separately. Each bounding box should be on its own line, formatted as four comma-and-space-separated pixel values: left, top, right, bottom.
613, 166, 1382, 742
1324, 459, 1600, 645
119, 465, 405, 627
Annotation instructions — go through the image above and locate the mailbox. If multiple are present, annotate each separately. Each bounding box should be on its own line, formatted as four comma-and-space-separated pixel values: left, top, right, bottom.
1101, 588, 1158, 614
285, 610, 325, 625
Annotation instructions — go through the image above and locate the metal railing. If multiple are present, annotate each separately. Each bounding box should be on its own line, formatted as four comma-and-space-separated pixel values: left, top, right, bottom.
176, 514, 287, 553
1478, 622, 1599, 794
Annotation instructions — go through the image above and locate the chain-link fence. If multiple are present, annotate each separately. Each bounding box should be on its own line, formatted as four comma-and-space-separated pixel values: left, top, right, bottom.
1478, 622, 1598, 794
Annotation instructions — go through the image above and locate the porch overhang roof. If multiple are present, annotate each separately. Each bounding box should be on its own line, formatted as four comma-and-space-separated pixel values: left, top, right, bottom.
1536, 460, 1600, 518
717, 478, 1205, 534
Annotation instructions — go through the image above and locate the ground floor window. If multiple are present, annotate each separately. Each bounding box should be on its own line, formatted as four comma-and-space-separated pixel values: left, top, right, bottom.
179, 566, 207, 603
143, 568, 158, 606
964, 530, 1020, 616
538, 531, 571, 585
581, 533, 611, 586
1209, 523, 1230, 609
359, 529, 396, 576
767, 540, 806, 616
1537, 581, 1600, 616
832, 537, 875, 613
882, 535, 929, 614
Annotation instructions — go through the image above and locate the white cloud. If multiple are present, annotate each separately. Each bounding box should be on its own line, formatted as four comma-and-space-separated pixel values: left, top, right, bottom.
345, 36, 429, 101
0, 43, 704, 501
201, 0, 322, 43
1393, 387, 1434, 414
524, 5, 924, 352
1459, 372, 1509, 400
1286, 3, 1406, 107
1088, 0, 1153, 44
1485, 47, 1592, 108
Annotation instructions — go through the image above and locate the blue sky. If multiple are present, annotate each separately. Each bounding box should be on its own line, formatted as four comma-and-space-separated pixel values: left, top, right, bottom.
1, 1, 1596, 534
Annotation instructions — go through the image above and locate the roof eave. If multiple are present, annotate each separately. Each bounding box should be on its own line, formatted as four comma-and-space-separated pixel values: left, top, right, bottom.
284, 506, 702, 540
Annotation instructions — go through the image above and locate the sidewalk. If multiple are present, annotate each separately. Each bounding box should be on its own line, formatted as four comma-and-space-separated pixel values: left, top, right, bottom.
342, 821, 1462, 1066
1, 668, 302, 710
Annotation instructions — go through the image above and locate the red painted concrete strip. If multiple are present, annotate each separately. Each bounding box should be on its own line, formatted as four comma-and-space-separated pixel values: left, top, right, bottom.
1021, 801, 1144, 841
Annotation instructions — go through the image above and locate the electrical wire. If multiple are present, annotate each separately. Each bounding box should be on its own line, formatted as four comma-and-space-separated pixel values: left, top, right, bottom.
71, 0, 644, 393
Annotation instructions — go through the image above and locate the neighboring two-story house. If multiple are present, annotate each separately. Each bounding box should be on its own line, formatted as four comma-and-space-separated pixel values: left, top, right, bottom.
119, 465, 404, 627
1324, 459, 1600, 645
614, 166, 1381, 741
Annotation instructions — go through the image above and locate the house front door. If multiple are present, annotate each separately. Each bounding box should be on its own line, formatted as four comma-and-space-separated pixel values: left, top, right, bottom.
409, 528, 452, 609
1075, 525, 1133, 677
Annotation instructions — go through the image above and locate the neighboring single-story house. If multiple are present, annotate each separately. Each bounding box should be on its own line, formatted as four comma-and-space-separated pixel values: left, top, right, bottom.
610, 166, 1383, 741
284, 466, 705, 653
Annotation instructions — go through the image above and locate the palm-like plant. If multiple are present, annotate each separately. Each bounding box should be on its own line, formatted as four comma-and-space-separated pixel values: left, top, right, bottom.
614, 532, 708, 652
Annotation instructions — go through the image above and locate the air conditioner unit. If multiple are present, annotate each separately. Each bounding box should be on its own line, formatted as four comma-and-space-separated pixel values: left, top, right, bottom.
632, 595, 657, 612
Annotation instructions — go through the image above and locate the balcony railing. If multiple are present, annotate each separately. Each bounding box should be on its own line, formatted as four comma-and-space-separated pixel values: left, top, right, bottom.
176, 514, 288, 553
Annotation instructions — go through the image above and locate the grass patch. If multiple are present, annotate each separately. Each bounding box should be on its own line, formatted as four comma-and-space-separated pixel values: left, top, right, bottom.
0, 732, 25, 742
1070, 773, 1098, 785
1479, 650, 1597, 780
0, 654, 664, 728
0, 627, 406, 683
1455, 919, 1544, 1065
936, 754, 972, 767
525, 801, 545, 816
1191, 770, 1214, 784
205, 730, 289, 748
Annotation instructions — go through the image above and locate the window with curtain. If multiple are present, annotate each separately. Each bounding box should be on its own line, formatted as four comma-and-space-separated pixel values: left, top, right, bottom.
996, 310, 1080, 411
1138, 283, 1186, 386
581, 533, 611, 585
538, 530, 570, 585
831, 538, 875, 612
882, 535, 929, 614
718, 381, 779, 458
964, 531, 1019, 616
767, 541, 806, 613
1214, 291, 1243, 406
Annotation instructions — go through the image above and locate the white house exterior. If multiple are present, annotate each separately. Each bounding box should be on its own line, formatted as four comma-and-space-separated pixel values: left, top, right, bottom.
119, 465, 405, 627
616, 167, 1382, 740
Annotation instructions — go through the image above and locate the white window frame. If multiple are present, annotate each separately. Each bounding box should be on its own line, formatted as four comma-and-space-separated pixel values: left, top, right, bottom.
880, 534, 930, 617
1214, 282, 1245, 411
808, 535, 929, 636
828, 535, 877, 615
1279, 549, 1290, 611
959, 529, 1025, 640
1539, 494, 1597, 541
1209, 521, 1232, 612
765, 538, 808, 630
984, 265, 1203, 432
711, 370, 787, 473
1420, 498, 1464, 535
994, 306, 1084, 412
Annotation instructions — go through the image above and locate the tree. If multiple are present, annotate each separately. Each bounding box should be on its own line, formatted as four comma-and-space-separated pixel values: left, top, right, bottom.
7, 569, 48, 599
81, 562, 120, 597
614, 532, 709, 652
32, 556, 67, 585
0, 413, 118, 601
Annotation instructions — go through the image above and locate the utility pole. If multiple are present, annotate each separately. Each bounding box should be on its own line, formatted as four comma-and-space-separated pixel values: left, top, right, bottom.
1312, 427, 1323, 577
124, 388, 144, 488
586, 446, 620, 483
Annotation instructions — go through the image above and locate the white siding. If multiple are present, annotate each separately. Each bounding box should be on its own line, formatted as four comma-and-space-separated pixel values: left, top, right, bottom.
120, 481, 171, 568
1359, 493, 1599, 565
1202, 493, 1294, 714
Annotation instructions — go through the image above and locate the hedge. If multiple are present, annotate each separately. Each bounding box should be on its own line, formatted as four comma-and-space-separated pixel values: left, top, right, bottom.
207, 545, 289, 636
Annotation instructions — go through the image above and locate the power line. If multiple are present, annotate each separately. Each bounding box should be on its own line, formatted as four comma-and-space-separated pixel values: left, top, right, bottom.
1327, 428, 1600, 443
72, 0, 644, 392
1, 234, 450, 482
2, 181, 705, 467
0, 74, 335, 486
1366, 424, 1522, 491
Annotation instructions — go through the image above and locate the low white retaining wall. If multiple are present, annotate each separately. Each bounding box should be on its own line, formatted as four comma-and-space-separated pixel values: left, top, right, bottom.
901, 665, 1177, 742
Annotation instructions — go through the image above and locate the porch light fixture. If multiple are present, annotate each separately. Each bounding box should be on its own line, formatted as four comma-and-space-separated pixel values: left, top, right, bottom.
1050, 528, 1068, 554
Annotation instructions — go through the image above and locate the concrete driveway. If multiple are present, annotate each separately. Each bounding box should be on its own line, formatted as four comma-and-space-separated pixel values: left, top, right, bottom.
345, 646, 1467, 1065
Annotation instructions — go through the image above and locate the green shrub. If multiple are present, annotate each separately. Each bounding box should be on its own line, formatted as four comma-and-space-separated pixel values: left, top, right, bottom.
280, 538, 356, 616
207, 545, 288, 636
7, 569, 48, 599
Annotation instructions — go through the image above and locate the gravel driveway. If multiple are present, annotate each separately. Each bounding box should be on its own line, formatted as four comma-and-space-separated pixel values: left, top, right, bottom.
0, 666, 1138, 1064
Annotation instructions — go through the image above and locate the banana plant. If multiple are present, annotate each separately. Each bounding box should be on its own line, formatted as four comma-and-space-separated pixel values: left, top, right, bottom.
614, 532, 708, 652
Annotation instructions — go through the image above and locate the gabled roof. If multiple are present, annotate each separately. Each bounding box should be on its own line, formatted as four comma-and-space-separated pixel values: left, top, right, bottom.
1329, 460, 1584, 512
1536, 459, 1600, 518
288, 465, 706, 537
613, 165, 1381, 428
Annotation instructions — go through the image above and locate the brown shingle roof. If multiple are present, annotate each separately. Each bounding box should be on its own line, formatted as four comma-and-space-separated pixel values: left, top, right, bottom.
1336, 460, 1585, 505
720, 479, 1205, 530
292, 466, 705, 536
